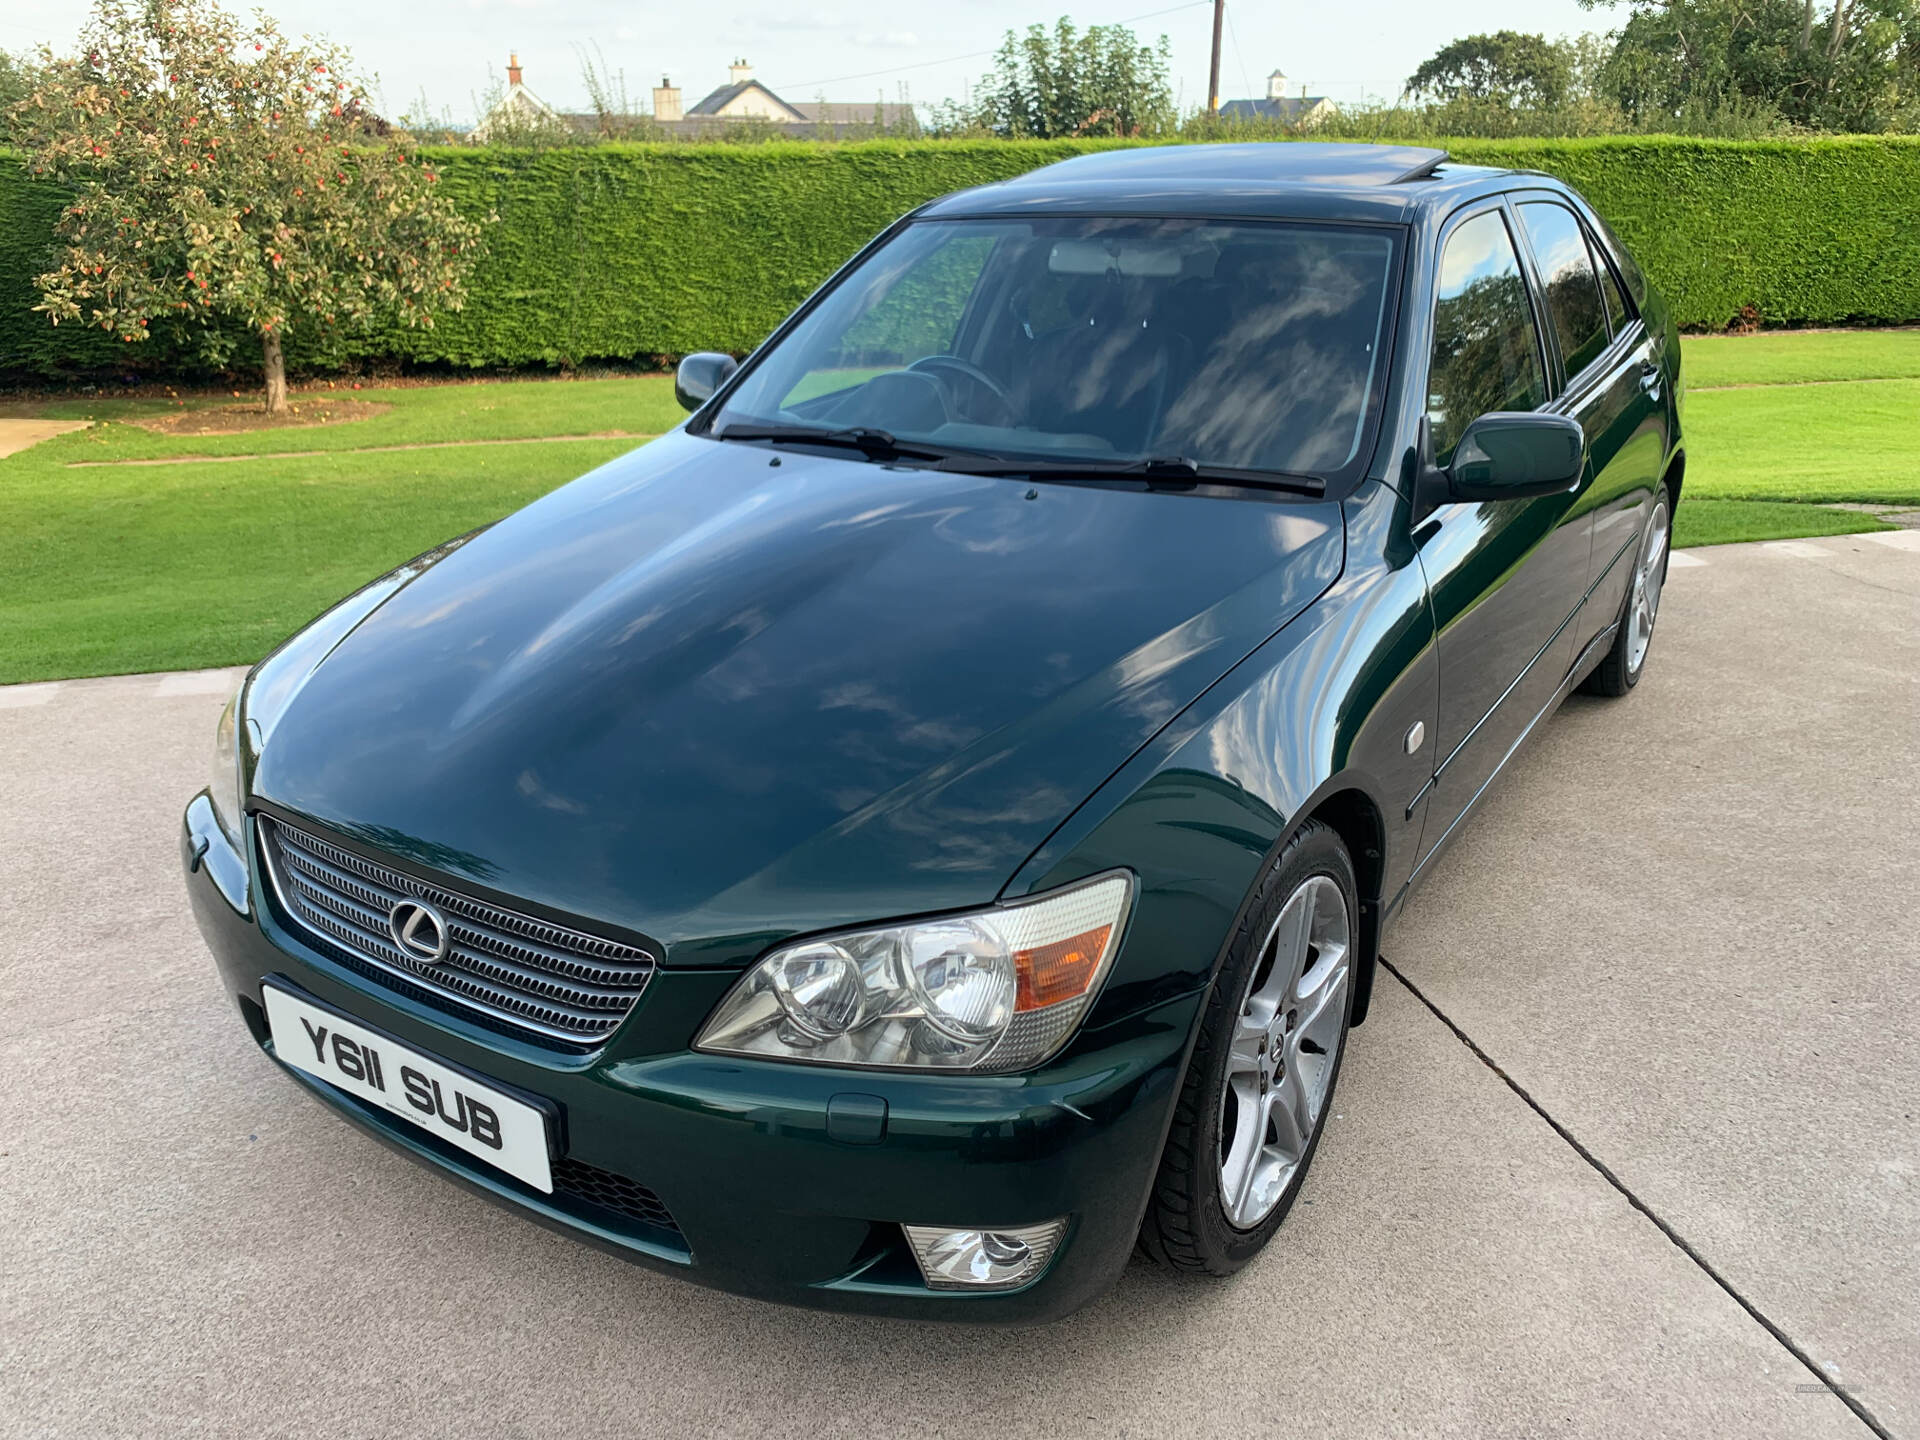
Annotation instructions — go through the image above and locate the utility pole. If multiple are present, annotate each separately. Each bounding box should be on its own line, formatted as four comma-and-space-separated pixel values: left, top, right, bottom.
1207, 0, 1225, 111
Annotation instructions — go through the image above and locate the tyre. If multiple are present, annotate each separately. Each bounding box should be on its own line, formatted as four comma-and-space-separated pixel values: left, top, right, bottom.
1583, 485, 1673, 698
1138, 820, 1357, 1275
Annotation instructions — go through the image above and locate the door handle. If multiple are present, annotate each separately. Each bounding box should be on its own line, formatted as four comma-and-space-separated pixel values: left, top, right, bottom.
1638, 360, 1664, 401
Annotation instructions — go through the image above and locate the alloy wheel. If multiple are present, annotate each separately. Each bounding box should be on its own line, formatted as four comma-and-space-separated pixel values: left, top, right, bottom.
1626, 495, 1670, 676
1217, 873, 1351, 1230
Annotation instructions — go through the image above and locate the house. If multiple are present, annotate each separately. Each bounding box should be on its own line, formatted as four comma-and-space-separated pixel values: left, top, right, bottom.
1218, 69, 1337, 127
470, 56, 916, 141
469, 54, 567, 141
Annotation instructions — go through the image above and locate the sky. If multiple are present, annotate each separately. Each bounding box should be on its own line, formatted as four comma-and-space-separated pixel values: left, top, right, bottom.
3, 0, 1613, 124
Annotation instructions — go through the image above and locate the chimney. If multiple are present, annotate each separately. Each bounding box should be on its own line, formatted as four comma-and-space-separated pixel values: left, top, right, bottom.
728, 58, 753, 86
508, 53, 524, 88
1266, 68, 1287, 101
653, 75, 683, 122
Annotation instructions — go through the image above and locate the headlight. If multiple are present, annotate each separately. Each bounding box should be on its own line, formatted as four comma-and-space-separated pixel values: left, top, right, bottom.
695, 871, 1134, 1073
208, 681, 245, 842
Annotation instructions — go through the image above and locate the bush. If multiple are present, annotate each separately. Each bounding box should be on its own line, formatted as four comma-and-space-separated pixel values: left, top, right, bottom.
3, 134, 1918, 378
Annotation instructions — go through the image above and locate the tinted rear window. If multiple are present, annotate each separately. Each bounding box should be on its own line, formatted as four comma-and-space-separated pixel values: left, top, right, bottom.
1518, 201, 1609, 382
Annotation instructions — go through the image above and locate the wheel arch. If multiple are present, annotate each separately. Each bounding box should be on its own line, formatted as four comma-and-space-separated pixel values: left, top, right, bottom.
1300, 786, 1387, 1026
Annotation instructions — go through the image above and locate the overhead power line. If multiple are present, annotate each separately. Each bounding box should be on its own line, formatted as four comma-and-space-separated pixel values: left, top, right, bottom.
766, 1, 1213, 94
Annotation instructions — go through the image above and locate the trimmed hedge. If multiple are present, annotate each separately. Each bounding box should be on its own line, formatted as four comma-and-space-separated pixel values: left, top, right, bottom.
3, 135, 1918, 377
1449, 136, 1920, 338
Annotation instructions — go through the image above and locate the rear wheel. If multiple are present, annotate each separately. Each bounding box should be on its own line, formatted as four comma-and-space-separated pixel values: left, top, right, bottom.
1138, 821, 1356, 1275
1584, 485, 1672, 697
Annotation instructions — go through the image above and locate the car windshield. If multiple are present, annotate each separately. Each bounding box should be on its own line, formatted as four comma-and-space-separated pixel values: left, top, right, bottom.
708, 217, 1402, 487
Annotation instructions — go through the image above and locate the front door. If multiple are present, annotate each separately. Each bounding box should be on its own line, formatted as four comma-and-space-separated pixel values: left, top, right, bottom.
1511, 195, 1669, 662
1413, 200, 1595, 869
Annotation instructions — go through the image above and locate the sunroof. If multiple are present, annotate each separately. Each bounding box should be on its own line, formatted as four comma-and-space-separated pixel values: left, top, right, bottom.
1014, 143, 1452, 188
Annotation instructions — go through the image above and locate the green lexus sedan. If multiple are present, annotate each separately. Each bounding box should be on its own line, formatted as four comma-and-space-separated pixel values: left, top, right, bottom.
183, 142, 1683, 1321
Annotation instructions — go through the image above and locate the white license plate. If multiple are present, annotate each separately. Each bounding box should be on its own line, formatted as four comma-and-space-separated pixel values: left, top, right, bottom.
264, 984, 554, 1193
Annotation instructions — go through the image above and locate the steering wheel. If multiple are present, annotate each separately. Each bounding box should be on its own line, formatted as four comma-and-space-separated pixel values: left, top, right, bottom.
907, 355, 1015, 426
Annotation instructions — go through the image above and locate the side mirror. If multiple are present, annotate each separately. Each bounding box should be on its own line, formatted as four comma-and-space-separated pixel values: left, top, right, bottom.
1416, 412, 1585, 513
675, 352, 739, 413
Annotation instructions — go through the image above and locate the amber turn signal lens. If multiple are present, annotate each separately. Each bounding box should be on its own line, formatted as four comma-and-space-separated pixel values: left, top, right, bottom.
1015, 924, 1113, 1011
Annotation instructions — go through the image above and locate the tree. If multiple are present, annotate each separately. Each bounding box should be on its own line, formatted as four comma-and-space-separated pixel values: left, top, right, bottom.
1585, 0, 1920, 131
0, 52, 40, 143
10, 0, 489, 412
948, 18, 1175, 138
1405, 31, 1580, 108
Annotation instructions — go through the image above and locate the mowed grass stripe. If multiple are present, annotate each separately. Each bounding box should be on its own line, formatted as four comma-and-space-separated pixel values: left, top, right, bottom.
64, 430, 659, 467
1690, 375, 1920, 393
30, 373, 686, 464
1681, 328, 1920, 389
1673, 500, 1892, 549
1685, 377, 1920, 505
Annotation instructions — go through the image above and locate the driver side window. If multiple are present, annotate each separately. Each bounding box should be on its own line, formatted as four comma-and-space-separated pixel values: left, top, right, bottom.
779, 233, 997, 408
1427, 209, 1547, 466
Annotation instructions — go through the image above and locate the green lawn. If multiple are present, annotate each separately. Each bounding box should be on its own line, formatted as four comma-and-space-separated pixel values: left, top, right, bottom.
3, 335, 1916, 684
1675, 327, 1917, 547
0, 438, 638, 684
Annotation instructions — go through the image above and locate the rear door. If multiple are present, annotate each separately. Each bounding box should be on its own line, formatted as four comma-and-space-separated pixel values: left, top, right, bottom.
1512, 195, 1669, 662
1412, 199, 1595, 868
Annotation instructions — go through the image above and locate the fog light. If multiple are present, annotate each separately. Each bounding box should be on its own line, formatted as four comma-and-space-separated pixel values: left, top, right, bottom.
901, 1219, 1067, 1291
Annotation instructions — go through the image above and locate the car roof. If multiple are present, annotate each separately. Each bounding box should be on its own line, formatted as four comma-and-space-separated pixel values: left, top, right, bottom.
917, 143, 1525, 226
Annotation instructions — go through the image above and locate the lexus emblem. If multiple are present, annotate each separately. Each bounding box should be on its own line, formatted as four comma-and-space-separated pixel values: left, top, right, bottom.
389, 899, 452, 964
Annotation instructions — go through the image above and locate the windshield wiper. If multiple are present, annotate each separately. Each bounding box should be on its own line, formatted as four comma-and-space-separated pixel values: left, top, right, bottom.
930, 453, 1328, 497
713, 424, 952, 463
713, 428, 1327, 496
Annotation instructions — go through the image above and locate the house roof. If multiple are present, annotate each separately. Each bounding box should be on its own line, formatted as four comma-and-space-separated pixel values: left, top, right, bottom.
472, 62, 918, 141
1219, 96, 1333, 120
686, 79, 803, 119
681, 81, 914, 129
792, 101, 917, 126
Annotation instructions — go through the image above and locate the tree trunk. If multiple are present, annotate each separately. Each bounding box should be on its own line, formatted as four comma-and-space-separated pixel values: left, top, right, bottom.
1800, 0, 1815, 51
1828, 0, 1850, 58
261, 329, 288, 415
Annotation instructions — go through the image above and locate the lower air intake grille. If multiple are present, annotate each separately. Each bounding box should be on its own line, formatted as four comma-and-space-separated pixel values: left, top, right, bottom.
258, 815, 656, 1048
553, 1156, 682, 1235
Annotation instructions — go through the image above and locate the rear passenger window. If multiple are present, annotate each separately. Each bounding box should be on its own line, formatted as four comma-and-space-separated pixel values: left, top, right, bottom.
1518, 202, 1609, 381
1427, 209, 1546, 466
1589, 212, 1649, 309
1595, 244, 1630, 335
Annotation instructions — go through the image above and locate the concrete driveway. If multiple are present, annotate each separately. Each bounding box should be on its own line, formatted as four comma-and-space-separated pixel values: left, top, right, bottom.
3, 532, 1915, 1440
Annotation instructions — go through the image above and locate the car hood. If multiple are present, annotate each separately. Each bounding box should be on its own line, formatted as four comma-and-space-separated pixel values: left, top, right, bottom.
252, 431, 1342, 961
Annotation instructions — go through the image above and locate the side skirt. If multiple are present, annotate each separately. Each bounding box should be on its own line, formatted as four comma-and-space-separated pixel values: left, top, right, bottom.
1383, 606, 1621, 928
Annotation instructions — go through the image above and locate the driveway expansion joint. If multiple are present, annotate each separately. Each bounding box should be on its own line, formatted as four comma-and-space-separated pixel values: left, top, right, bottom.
1378, 954, 1893, 1440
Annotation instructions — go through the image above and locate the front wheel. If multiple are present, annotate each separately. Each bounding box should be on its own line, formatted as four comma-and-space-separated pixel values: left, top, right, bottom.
1138, 821, 1356, 1275
1583, 485, 1672, 698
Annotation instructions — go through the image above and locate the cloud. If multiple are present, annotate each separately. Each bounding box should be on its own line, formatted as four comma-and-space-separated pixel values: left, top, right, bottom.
854, 31, 919, 48
754, 11, 849, 32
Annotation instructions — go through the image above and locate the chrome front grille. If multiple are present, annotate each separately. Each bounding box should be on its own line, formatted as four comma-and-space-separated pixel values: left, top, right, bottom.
258, 815, 655, 1046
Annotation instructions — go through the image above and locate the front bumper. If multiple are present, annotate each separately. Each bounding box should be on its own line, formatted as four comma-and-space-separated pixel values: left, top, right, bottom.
183, 797, 1202, 1322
